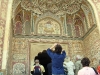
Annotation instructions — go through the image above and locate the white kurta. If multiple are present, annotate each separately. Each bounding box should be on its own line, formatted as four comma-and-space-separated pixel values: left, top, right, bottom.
64, 61, 75, 75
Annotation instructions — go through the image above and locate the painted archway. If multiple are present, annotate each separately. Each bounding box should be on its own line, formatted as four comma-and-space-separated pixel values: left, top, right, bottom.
0, 0, 100, 74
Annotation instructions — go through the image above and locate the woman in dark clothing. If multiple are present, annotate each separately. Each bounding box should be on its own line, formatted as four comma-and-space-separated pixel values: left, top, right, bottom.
47, 62, 52, 75
47, 43, 66, 75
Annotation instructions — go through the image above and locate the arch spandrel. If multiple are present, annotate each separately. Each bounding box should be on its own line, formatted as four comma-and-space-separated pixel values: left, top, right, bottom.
87, 0, 100, 33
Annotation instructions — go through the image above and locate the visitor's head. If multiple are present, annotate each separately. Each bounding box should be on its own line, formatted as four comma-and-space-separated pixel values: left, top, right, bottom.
64, 57, 70, 62
76, 55, 81, 60
81, 57, 90, 67
35, 59, 39, 64
42, 50, 47, 53
55, 44, 62, 54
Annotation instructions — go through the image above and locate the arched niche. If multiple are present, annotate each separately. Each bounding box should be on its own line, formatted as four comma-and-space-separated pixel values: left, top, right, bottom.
36, 17, 62, 35
34, 12, 63, 35
87, 0, 100, 33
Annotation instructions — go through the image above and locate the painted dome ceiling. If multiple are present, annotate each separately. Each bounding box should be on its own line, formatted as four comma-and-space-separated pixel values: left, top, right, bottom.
21, 0, 82, 15
12, 0, 96, 39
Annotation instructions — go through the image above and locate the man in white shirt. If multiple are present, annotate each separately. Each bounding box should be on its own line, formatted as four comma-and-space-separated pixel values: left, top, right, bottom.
64, 57, 75, 75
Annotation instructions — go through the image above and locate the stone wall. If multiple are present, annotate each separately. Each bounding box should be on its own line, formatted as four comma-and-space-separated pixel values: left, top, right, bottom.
7, 38, 83, 75
0, 0, 100, 75
83, 27, 100, 67
0, 0, 9, 69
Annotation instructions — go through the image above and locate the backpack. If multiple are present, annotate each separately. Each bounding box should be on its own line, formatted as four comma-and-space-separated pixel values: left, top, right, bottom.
34, 65, 41, 75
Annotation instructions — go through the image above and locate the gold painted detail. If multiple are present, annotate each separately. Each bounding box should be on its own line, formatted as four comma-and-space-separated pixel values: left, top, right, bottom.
21, 0, 82, 15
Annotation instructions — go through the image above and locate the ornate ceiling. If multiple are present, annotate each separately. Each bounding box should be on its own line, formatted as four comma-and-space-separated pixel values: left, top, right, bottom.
12, 0, 96, 39
21, 0, 82, 15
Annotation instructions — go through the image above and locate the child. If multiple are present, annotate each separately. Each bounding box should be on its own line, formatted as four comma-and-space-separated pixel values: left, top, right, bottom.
31, 59, 45, 75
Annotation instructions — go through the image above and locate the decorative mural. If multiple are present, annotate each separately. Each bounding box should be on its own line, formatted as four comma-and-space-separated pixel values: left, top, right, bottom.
21, 0, 82, 15
14, 21, 23, 35
66, 15, 73, 37
37, 18, 61, 35
8, 0, 99, 74
10, 38, 29, 75
24, 10, 31, 35
81, 3, 95, 29
0, 26, 4, 38
93, 0, 100, 17
0, 0, 9, 69
13, 63, 26, 75
74, 15, 85, 37
14, 9, 23, 35
83, 27, 100, 67
12, 0, 96, 39
24, 21, 31, 35
8, 37, 83, 75
0, 0, 100, 75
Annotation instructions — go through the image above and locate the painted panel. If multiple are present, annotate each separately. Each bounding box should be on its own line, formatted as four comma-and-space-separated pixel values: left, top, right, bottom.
37, 18, 61, 35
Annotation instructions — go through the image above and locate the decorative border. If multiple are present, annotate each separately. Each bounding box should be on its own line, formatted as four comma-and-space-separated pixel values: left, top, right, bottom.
0, 0, 8, 69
